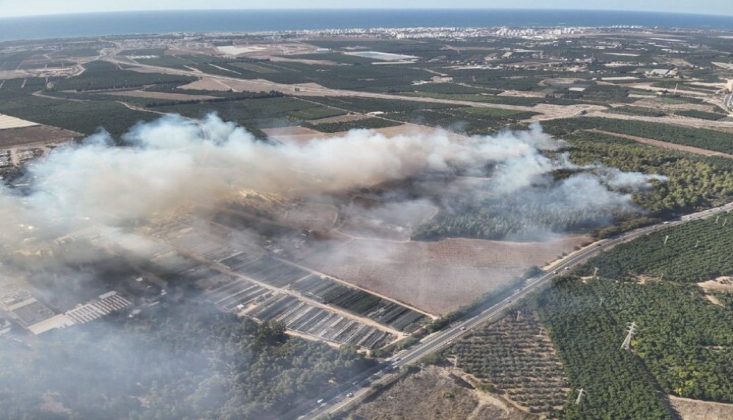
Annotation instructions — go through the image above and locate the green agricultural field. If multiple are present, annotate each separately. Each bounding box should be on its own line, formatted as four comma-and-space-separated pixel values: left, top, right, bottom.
53, 61, 196, 91
0, 95, 157, 139
231, 62, 280, 73
540, 276, 733, 405
581, 218, 733, 282
676, 109, 728, 120
305, 117, 400, 133
605, 106, 667, 118
549, 117, 733, 155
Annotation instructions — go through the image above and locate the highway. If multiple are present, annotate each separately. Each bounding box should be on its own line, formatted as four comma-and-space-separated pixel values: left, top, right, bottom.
293, 200, 733, 420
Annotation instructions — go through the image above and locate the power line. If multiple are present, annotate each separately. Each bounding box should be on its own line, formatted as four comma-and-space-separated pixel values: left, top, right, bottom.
575, 388, 587, 405
621, 321, 637, 351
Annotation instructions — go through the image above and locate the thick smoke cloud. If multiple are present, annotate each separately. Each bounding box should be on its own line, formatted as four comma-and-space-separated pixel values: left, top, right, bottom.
0, 114, 664, 257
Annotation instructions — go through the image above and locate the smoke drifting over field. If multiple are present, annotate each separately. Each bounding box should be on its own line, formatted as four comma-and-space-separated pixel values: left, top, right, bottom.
0, 114, 664, 255
0, 113, 669, 418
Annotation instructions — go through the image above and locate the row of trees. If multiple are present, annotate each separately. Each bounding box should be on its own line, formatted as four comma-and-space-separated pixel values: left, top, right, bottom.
533, 277, 673, 419
580, 218, 733, 282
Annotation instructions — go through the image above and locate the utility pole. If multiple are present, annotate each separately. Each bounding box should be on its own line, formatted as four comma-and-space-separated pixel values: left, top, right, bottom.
575, 388, 587, 405
716, 216, 720, 224
621, 322, 637, 351
663, 235, 669, 246
593, 267, 599, 278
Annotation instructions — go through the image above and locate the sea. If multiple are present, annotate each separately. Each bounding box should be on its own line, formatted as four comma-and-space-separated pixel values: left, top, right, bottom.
1, 9, 733, 42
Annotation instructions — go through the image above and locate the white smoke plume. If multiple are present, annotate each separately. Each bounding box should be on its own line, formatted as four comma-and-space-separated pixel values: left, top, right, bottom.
0, 114, 663, 255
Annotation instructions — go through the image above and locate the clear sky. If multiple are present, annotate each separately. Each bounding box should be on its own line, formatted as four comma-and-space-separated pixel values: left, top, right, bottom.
0, 0, 731, 18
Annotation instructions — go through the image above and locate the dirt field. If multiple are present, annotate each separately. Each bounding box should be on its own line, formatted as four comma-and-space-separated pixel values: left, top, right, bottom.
100, 90, 219, 101
586, 129, 733, 158
0, 114, 37, 130
178, 76, 329, 95
0, 125, 80, 148
0, 70, 33, 80
301, 235, 590, 315
670, 396, 733, 420
347, 366, 532, 420
631, 99, 718, 112
308, 113, 369, 124
262, 125, 336, 143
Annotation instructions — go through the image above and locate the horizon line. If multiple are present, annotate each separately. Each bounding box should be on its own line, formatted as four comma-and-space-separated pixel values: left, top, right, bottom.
2, 8, 732, 20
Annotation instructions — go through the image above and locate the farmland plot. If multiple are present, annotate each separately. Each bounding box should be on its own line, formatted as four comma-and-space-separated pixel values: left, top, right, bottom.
451, 310, 569, 415
233, 256, 311, 287
293, 275, 428, 331
248, 293, 394, 349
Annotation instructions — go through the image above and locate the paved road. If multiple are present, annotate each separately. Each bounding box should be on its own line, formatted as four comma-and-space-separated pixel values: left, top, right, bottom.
725, 93, 733, 112
296, 201, 733, 420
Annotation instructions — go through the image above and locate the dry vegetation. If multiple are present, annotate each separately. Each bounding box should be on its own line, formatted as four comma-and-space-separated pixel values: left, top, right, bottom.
670, 396, 733, 420
346, 366, 532, 420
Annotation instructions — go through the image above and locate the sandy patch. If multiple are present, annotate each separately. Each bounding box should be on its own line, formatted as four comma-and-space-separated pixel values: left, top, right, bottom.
698, 278, 733, 292
217, 46, 267, 56
705, 294, 723, 307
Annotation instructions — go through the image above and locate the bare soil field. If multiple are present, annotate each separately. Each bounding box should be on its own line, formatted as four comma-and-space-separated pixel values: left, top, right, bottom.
498, 90, 547, 98
262, 125, 336, 143
529, 103, 606, 121
631, 99, 718, 112
586, 129, 733, 158
0, 125, 80, 148
103, 90, 219, 101
620, 82, 710, 98
348, 366, 532, 420
216, 43, 320, 59
670, 396, 733, 420
0, 114, 38, 130
0, 70, 33, 80
301, 235, 589, 315
178, 76, 329, 95
308, 113, 369, 124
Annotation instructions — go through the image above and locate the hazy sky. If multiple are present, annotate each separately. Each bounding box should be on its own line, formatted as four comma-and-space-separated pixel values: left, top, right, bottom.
0, 1, 731, 18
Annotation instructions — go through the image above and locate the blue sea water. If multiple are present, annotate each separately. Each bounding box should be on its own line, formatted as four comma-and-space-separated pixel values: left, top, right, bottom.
1, 9, 732, 42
